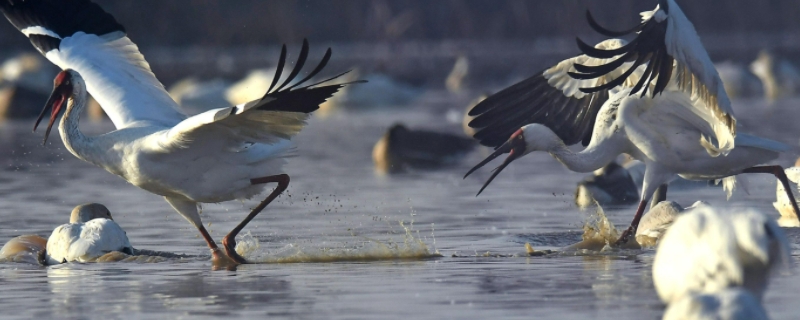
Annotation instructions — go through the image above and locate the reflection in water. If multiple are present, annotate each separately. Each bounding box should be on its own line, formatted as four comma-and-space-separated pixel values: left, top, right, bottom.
583, 255, 654, 305
47, 266, 142, 316
44, 264, 303, 317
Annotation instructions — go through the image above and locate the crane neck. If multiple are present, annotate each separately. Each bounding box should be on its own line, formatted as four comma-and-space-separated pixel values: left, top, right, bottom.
58, 84, 99, 165
547, 139, 623, 173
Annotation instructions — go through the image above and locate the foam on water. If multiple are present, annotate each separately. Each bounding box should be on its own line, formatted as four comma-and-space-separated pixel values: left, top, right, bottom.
235, 221, 441, 263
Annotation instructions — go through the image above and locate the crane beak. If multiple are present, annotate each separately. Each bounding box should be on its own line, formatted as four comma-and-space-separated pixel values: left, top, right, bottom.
464, 130, 527, 196
34, 83, 70, 145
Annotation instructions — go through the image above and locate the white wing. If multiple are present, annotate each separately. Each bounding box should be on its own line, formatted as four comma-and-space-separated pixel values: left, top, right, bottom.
1, 0, 186, 129
662, 1, 735, 155
467, 39, 633, 148
45, 223, 79, 265
154, 106, 311, 152
149, 42, 352, 154
68, 219, 133, 263
572, 0, 736, 156
619, 89, 728, 166
48, 33, 186, 128
544, 39, 643, 99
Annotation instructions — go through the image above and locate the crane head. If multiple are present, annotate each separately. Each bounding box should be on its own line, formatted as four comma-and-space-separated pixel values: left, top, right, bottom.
34, 70, 75, 145
464, 128, 527, 196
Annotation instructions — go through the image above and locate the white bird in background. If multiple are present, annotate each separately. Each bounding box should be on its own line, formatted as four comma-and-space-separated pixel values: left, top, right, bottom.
446, 55, 469, 93
462, 93, 488, 138
715, 61, 762, 99
45, 203, 133, 265
749, 49, 800, 103
225, 68, 280, 105
168, 77, 232, 116
463, 0, 800, 245
0, 0, 357, 264
653, 205, 790, 318
773, 166, 800, 227
662, 288, 769, 320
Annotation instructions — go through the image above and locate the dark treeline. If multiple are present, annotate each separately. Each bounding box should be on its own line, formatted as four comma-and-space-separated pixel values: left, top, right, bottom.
0, 0, 797, 48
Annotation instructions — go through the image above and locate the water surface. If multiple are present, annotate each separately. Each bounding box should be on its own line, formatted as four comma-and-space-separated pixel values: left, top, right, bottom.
0, 95, 799, 319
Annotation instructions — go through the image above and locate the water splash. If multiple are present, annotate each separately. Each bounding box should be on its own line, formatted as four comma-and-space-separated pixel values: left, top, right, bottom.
235, 221, 441, 263
562, 203, 640, 252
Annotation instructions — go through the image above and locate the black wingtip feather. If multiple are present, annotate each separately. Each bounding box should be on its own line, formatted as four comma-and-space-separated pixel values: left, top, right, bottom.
467, 72, 607, 148
1, 0, 124, 53
576, 37, 623, 59
585, 10, 643, 38
286, 47, 332, 91
275, 38, 310, 92
249, 40, 362, 115
652, 54, 674, 96
266, 45, 287, 95
575, 4, 672, 99
570, 52, 634, 78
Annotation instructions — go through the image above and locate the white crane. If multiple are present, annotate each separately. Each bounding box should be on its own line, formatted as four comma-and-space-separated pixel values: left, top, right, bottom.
45, 203, 133, 264
663, 288, 769, 320
654, 205, 790, 319
1, 0, 356, 264
464, 0, 800, 245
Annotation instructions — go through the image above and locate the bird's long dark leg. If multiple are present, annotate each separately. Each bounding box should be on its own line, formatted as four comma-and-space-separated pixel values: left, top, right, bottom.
222, 174, 290, 263
614, 200, 649, 246
650, 184, 668, 209
742, 165, 800, 217
196, 225, 226, 259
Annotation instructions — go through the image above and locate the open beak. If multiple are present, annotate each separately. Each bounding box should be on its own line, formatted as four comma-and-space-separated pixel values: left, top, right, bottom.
34, 83, 70, 145
464, 132, 526, 196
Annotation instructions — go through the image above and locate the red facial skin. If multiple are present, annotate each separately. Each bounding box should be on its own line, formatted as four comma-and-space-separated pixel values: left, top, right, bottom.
34, 70, 74, 144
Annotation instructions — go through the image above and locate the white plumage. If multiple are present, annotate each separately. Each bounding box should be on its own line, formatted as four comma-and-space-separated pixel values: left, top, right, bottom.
46, 32, 185, 128
465, 0, 800, 245
571, 0, 736, 155
652, 205, 791, 304
662, 288, 769, 320
750, 49, 800, 102
0, 0, 353, 265
467, 85, 795, 244
634, 200, 685, 245
45, 203, 133, 265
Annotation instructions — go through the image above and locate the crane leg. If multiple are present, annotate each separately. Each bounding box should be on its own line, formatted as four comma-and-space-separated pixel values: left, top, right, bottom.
195, 225, 238, 268
222, 174, 290, 264
614, 200, 648, 246
742, 165, 800, 218
650, 184, 668, 209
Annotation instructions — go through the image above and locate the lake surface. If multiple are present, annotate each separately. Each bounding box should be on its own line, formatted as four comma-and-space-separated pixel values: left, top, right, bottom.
0, 93, 799, 319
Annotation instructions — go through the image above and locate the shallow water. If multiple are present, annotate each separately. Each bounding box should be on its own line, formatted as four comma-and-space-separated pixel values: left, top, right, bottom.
1, 95, 800, 319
